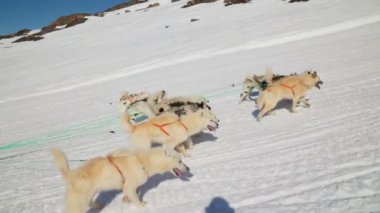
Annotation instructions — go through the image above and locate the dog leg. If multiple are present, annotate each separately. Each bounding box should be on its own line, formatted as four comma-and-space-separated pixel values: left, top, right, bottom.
184, 137, 194, 150
291, 97, 299, 113
89, 200, 104, 210
239, 95, 247, 104
175, 143, 191, 158
257, 103, 274, 121
299, 97, 310, 108
123, 184, 146, 208
65, 187, 91, 213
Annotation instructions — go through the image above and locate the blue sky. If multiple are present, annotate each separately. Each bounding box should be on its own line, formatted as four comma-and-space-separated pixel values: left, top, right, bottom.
0, 0, 129, 35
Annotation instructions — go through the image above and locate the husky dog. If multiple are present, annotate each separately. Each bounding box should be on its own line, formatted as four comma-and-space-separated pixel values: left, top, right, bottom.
256, 70, 323, 121
122, 108, 219, 156
51, 148, 190, 213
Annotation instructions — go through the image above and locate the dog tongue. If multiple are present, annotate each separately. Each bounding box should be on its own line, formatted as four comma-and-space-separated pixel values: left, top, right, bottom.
207, 125, 215, 131
173, 168, 185, 177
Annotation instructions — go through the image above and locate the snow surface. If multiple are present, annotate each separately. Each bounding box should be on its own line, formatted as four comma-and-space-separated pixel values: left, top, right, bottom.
1, 0, 380, 212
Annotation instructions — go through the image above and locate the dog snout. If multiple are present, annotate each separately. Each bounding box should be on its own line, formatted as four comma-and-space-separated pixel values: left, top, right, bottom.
184, 163, 190, 172
212, 120, 220, 127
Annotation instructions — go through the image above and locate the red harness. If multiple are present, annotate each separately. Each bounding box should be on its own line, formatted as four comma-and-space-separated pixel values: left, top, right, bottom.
267, 81, 304, 95
153, 120, 188, 136
280, 83, 298, 95
107, 156, 125, 184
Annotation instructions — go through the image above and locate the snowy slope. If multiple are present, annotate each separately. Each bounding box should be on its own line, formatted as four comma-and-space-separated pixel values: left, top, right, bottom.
1, 0, 380, 212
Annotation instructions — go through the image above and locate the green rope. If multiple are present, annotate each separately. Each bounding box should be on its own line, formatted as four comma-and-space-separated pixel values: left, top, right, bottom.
0, 84, 242, 155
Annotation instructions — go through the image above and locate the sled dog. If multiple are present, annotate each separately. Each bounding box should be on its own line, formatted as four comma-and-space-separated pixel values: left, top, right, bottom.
122, 108, 219, 156
256, 70, 323, 121
51, 148, 190, 213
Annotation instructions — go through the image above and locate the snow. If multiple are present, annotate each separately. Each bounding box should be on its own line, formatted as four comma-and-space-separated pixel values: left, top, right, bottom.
1, 0, 380, 212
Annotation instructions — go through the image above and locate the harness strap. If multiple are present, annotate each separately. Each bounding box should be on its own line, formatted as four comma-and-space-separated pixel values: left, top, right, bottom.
280, 80, 305, 95
107, 156, 125, 184
280, 83, 298, 95
153, 121, 188, 136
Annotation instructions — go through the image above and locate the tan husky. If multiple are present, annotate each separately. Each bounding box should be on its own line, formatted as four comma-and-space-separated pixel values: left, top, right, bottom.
122, 108, 219, 156
256, 70, 323, 121
51, 148, 190, 213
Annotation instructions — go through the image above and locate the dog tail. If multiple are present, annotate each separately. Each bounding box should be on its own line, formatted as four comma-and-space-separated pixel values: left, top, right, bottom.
51, 149, 71, 181
121, 113, 135, 132
264, 67, 274, 84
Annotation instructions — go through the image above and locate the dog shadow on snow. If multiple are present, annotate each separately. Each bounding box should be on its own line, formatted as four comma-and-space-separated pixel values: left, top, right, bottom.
251, 99, 293, 118
192, 132, 218, 145
87, 173, 183, 213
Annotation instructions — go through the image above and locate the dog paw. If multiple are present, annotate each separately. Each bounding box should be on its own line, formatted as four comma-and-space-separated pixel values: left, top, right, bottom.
136, 201, 147, 208
122, 196, 130, 203
291, 109, 298, 113
182, 152, 191, 158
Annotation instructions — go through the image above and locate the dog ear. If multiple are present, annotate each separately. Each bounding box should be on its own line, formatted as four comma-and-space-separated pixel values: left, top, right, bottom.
253, 75, 261, 83
120, 91, 129, 101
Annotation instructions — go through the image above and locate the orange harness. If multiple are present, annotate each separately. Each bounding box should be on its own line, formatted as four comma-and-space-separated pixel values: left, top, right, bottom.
153, 120, 188, 136
267, 81, 304, 95
107, 156, 126, 184
280, 83, 298, 95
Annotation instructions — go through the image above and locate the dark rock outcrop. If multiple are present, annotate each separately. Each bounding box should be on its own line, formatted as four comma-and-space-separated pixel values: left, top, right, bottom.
224, 0, 251, 6
288, 0, 309, 2
0, 29, 31, 40
181, 0, 218, 8
104, 0, 148, 12
13, 35, 44, 43
13, 13, 91, 43
147, 3, 160, 8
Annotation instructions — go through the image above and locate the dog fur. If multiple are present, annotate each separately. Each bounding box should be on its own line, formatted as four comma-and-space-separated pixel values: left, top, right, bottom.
256, 70, 323, 121
152, 96, 210, 116
119, 90, 167, 114
122, 108, 219, 156
119, 90, 167, 122
239, 68, 280, 103
51, 148, 189, 213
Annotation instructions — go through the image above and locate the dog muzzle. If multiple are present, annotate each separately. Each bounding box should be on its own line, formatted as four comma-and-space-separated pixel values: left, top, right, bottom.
173, 163, 192, 180
315, 80, 324, 89
207, 120, 219, 131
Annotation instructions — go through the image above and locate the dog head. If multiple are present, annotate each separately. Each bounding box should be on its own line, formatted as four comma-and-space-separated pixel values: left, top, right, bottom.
148, 148, 192, 180
147, 90, 167, 106
303, 70, 323, 89
193, 108, 219, 132
119, 91, 150, 112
